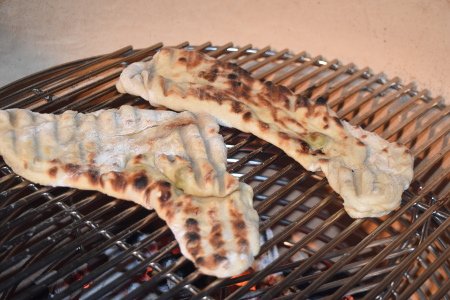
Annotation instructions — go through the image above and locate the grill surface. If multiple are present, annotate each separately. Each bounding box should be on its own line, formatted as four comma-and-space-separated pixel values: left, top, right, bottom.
0, 42, 448, 300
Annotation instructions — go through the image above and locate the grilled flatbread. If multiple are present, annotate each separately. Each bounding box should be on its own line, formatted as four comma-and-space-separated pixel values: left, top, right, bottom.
0, 106, 259, 277
117, 48, 414, 218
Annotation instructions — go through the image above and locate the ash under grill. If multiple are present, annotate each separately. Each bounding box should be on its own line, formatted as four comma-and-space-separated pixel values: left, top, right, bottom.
0, 42, 448, 300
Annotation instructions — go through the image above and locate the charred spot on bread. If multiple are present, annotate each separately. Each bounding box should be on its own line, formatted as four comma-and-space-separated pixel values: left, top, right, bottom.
231, 101, 243, 113
86, 168, 100, 185
133, 173, 149, 190
259, 121, 270, 131
210, 234, 225, 249
227, 73, 238, 80
186, 51, 203, 69
133, 154, 144, 164
213, 254, 227, 264
333, 117, 344, 128
195, 256, 205, 266
295, 95, 310, 109
64, 163, 81, 176
199, 68, 219, 82
278, 132, 289, 140
234, 220, 246, 230
157, 180, 172, 202
238, 238, 249, 251
186, 218, 199, 228
183, 198, 200, 215
48, 166, 58, 178
185, 232, 201, 244
242, 111, 252, 121
231, 81, 242, 88
110, 172, 127, 191
316, 96, 328, 105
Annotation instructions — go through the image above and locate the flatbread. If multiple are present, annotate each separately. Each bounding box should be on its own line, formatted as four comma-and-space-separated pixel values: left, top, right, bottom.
0, 105, 259, 277
117, 48, 414, 218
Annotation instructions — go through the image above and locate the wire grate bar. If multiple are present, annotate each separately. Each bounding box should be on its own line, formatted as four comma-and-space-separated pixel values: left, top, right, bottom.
218, 44, 253, 62
245, 49, 290, 73
312, 67, 370, 101
381, 96, 443, 140
271, 54, 319, 84
364, 89, 428, 132
349, 82, 415, 126
398, 245, 450, 300
253, 51, 307, 80
401, 106, 450, 146
206, 42, 234, 57
362, 216, 450, 299
328, 72, 384, 109
337, 76, 400, 118
236, 46, 271, 66
283, 58, 339, 89
264, 219, 364, 299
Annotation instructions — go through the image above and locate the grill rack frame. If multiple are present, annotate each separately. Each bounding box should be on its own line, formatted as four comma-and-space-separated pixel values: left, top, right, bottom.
0, 42, 448, 300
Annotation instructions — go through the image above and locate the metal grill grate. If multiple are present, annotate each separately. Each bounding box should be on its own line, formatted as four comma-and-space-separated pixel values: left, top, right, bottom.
0, 42, 448, 300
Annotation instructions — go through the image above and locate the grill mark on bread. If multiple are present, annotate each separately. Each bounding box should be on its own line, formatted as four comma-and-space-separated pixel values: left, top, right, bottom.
185, 217, 202, 258
207, 208, 225, 250
229, 203, 249, 253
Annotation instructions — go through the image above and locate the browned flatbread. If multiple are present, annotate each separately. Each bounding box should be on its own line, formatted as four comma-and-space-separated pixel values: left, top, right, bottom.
0, 106, 259, 277
117, 48, 414, 218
